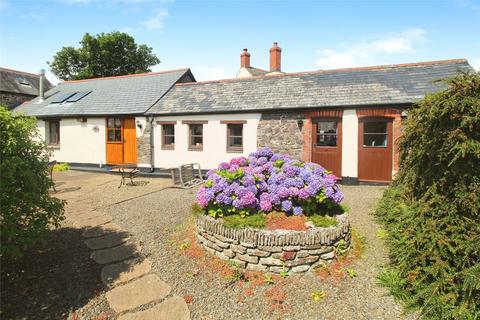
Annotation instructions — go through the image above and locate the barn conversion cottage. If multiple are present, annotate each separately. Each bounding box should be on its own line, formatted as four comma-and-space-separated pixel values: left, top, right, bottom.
14, 43, 473, 183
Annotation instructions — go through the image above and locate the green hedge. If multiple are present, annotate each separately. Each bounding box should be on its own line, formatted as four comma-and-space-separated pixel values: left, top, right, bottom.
374, 72, 480, 319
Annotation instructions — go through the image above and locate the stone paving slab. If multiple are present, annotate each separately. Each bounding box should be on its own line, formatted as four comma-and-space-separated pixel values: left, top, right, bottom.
84, 232, 130, 250
74, 215, 112, 228
106, 274, 171, 313
82, 222, 122, 238
91, 243, 141, 265
117, 295, 190, 320
101, 259, 152, 286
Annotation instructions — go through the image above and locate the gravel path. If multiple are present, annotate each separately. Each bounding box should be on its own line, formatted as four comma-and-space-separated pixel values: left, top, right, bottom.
102, 184, 415, 320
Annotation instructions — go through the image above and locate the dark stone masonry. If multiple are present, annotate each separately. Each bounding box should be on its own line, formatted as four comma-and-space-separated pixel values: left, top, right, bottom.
196, 214, 351, 274
257, 112, 306, 159
136, 123, 151, 165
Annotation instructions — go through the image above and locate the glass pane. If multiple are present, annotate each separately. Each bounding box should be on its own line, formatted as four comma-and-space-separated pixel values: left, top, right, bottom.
164, 136, 174, 145
364, 121, 387, 134
317, 121, 336, 134
191, 124, 202, 135
107, 129, 116, 141
192, 136, 203, 146
229, 137, 243, 147
364, 134, 387, 147
107, 118, 114, 128
229, 124, 243, 136
316, 134, 337, 146
115, 129, 122, 141
114, 118, 122, 128
163, 124, 174, 135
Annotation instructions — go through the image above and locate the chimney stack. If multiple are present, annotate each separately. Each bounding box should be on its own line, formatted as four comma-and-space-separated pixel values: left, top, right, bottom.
240, 48, 251, 68
39, 69, 45, 100
269, 42, 282, 72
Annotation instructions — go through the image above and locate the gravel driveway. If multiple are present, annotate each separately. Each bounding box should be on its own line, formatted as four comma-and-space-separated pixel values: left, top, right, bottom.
101, 183, 414, 320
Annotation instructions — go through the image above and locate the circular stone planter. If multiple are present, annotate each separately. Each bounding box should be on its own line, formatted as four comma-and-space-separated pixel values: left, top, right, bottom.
196, 214, 351, 274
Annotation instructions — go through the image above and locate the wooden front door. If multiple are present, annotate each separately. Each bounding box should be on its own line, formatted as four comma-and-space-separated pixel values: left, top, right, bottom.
311, 119, 342, 178
358, 118, 393, 182
106, 117, 137, 165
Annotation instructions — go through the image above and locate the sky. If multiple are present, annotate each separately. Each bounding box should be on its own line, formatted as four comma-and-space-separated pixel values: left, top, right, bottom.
1, 0, 479, 85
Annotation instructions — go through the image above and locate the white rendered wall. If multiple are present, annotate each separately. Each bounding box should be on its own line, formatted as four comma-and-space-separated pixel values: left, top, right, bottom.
38, 118, 106, 166
341, 109, 358, 178
154, 113, 261, 170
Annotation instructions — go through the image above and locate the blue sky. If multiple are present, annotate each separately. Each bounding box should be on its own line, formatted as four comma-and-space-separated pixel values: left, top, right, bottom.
1, 0, 479, 84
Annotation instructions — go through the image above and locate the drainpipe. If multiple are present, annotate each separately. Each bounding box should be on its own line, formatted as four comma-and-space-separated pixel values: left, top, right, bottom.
149, 116, 155, 172
39, 69, 45, 100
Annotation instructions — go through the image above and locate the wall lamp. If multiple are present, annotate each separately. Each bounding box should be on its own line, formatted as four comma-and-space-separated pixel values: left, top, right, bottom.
136, 120, 143, 130
297, 119, 304, 131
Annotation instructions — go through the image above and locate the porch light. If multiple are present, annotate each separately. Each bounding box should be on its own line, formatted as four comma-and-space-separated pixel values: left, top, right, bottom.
136, 120, 143, 130
297, 119, 304, 131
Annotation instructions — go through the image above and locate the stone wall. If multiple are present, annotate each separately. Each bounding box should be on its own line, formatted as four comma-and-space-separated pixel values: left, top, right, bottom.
0, 92, 34, 109
136, 122, 151, 165
196, 214, 351, 274
257, 112, 306, 160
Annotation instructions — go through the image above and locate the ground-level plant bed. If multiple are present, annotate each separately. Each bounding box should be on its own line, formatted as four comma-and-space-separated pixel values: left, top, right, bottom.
195, 147, 350, 273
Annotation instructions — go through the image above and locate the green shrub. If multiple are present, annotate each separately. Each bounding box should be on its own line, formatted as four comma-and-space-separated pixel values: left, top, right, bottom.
0, 106, 65, 257
308, 214, 338, 228
374, 73, 480, 319
222, 213, 266, 229
53, 162, 70, 171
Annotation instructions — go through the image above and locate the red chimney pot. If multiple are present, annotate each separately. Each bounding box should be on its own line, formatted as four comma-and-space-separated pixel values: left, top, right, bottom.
240, 48, 251, 68
269, 42, 282, 72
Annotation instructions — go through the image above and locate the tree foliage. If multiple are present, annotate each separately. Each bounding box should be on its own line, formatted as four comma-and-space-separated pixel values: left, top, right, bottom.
48, 31, 160, 80
375, 72, 480, 319
0, 106, 65, 257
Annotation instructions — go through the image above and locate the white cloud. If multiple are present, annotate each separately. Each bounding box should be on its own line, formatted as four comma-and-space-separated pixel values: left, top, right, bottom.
471, 58, 480, 71
191, 66, 228, 81
21, 11, 47, 21
316, 28, 427, 69
140, 8, 168, 30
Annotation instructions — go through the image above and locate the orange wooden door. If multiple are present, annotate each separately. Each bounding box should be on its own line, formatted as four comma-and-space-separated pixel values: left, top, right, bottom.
358, 119, 393, 182
105, 117, 137, 165
122, 118, 137, 164
106, 117, 124, 165
311, 119, 342, 178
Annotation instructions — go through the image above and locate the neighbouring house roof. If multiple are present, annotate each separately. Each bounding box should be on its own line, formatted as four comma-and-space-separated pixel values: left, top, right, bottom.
14, 68, 195, 117
148, 59, 473, 115
0, 67, 52, 96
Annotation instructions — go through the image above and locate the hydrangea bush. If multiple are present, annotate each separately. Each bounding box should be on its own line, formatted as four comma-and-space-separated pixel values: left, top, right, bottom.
197, 147, 344, 218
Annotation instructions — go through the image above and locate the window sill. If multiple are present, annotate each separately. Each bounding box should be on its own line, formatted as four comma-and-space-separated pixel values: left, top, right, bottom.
161, 145, 175, 150
188, 147, 203, 152
227, 148, 243, 153
48, 145, 60, 149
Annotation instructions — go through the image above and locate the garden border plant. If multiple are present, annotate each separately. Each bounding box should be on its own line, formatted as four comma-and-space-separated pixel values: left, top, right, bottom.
195, 147, 351, 273
374, 72, 480, 319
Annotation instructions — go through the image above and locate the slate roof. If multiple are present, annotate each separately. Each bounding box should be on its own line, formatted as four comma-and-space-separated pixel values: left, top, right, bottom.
0, 67, 52, 96
148, 59, 473, 115
14, 68, 194, 117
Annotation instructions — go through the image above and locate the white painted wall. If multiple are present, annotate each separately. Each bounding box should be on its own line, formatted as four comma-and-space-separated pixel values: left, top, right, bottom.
154, 113, 261, 169
341, 109, 358, 178
38, 118, 106, 166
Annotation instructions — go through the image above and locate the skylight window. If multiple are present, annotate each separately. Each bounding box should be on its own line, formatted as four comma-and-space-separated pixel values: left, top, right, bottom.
66, 91, 91, 102
16, 76, 31, 87
50, 92, 76, 103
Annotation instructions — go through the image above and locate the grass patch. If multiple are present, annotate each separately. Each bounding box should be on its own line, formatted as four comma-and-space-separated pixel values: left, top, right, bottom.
52, 163, 70, 171
308, 214, 338, 228
222, 213, 267, 229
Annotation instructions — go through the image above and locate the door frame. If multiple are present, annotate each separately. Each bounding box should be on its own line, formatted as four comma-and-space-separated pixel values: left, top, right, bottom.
105, 117, 137, 165
311, 117, 342, 178
357, 117, 393, 182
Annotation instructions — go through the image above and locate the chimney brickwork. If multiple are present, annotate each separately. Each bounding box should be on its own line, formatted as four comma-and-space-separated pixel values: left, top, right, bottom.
269, 42, 282, 72
240, 49, 251, 68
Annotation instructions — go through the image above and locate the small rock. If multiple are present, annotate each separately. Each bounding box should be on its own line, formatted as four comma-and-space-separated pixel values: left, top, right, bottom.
259, 257, 283, 266
236, 254, 259, 264
246, 249, 270, 257
320, 251, 335, 260
230, 244, 247, 255
291, 265, 311, 273
246, 263, 268, 272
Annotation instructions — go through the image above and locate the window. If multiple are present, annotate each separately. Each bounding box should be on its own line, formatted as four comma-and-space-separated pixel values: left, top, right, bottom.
227, 124, 243, 152
315, 121, 337, 146
189, 124, 203, 150
162, 124, 175, 150
107, 118, 122, 142
363, 121, 388, 147
47, 120, 60, 146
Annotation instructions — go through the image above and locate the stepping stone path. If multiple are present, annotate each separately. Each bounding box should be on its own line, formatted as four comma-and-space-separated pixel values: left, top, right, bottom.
67, 208, 190, 319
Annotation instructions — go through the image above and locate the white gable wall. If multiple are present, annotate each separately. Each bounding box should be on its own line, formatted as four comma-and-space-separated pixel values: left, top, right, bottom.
38, 118, 106, 166
154, 113, 261, 170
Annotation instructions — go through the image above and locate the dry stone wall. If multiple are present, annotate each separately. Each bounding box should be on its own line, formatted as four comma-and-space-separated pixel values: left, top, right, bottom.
196, 214, 351, 274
